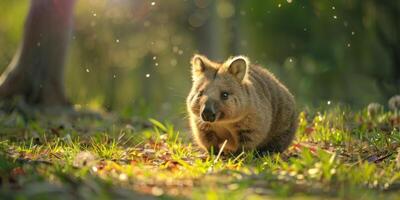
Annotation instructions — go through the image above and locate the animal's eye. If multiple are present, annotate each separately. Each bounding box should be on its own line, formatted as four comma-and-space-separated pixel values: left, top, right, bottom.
221, 91, 229, 100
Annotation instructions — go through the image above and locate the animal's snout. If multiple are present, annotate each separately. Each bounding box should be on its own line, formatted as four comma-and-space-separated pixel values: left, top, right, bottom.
201, 101, 217, 122
201, 108, 216, 122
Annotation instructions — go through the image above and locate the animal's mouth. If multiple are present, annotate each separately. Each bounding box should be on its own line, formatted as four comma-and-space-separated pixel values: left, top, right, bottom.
218, 112, 225, 120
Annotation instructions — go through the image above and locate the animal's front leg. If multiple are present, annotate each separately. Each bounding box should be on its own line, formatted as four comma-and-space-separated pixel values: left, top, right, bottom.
192, 119, 220, 154
198, 130, 221, 155
217, 132, 240, 155
233, 127, 264, 154
198, 127, 238, 155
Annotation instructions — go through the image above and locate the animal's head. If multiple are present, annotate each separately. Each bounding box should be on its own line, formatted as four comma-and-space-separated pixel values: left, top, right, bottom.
187, 54, 250, 123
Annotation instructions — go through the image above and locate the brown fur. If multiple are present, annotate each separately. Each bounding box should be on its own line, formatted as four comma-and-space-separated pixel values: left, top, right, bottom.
186, 54, 297, 155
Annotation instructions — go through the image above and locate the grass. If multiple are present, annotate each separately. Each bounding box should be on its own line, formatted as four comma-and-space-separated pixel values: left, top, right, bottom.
0, 105, 399, 199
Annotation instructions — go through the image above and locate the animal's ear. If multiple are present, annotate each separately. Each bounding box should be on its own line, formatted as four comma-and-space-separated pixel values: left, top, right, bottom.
227, 56, 248, 82
191, 54, 204, 74
191, 54, 210, 80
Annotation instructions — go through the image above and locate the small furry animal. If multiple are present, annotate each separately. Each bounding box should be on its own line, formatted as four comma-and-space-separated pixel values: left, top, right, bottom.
186, 54, 297, 155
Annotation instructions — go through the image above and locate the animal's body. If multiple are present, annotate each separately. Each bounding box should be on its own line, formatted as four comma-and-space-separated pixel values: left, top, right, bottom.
186, 55, 297, 155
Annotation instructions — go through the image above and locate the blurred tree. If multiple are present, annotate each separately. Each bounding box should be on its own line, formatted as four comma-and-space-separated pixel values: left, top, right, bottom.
0, 0, 75, 106
243, 0, 399, 106
227, 0, 242, 55
371, 0, 400, 97
190, 0, 222, 60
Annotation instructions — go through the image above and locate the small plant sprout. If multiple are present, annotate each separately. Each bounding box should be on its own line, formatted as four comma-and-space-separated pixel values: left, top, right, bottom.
367, 102, 383, 117
388, 95, 400, 112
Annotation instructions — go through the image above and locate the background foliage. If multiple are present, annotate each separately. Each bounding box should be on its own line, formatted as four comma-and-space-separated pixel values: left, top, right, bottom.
0, 0, 398, 120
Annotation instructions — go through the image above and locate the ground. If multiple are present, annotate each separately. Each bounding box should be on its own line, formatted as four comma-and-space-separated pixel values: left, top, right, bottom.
0, 105, 399, 200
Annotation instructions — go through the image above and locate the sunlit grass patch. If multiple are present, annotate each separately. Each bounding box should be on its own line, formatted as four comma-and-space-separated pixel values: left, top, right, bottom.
0, 106, 400, 199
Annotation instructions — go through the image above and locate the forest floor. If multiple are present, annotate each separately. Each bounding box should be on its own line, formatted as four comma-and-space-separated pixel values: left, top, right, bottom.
0, 105, 400, 200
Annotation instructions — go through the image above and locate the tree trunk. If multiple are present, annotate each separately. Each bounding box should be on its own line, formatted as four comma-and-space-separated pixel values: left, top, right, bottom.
228, 0, 242, 55
0, 0, 75, 107
373, 1, 400, 98
191, 1, 223, 61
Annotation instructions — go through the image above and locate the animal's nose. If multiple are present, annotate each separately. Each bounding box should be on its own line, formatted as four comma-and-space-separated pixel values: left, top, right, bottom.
201, 108, 216, 122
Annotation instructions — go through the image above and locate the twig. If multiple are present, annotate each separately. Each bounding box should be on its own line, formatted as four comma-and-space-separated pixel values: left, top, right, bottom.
214, 140, 227, 164
232, 151, 245, 163
207, 140, 228, 173
15, 158, 52, 165
373, 153, 393, 163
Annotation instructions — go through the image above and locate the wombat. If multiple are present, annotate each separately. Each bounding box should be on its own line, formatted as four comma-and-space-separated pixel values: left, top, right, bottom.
186, 54, 297, 155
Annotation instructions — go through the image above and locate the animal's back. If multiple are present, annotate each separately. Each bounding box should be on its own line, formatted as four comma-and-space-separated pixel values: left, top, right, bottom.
248, 65, 297, 152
